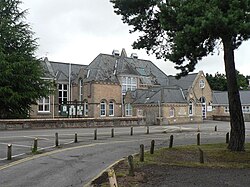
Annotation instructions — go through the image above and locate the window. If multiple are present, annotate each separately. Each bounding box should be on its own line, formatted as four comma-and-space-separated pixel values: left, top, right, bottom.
125, 104, 132, 116
224, 106, 229, 113
189, 101, 194, 116
79, 79, 83, 101
169, 107, 175, 117
121, 77, 137, 94
109, 101, 114, 116
84, 101, 88, 116
100, 101, 106, 117
58, 84, 68, 104
199, 80, 205, 89
38, 97, 50, 112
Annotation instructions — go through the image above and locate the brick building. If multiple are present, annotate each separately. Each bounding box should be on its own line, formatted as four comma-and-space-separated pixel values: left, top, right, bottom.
30, 49, 213, 124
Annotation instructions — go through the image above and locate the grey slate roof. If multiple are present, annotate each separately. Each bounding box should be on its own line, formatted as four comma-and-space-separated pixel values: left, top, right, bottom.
85, 52, 169, 86
133, 87, 186, 104
168, 73, 197, 90
41, 57, 87, 82
213, 91, 250, 105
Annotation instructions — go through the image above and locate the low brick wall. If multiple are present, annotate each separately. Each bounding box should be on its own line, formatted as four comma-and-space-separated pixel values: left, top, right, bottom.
0, 117, 146, 130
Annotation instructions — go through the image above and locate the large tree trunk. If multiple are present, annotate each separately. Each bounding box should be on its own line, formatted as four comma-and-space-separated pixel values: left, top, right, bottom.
222, 36, 245, 151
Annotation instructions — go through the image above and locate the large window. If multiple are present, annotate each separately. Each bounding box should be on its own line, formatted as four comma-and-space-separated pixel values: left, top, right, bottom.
58, 84, 68, 104
100, 101, 106, 117
109, 101, 114, 116
121, 77, 137, 94
79, 79, 83, 101
38, 97, 50, 112
125, 104, 132, 116
189, 100, 194, 116
84, 100, 88, 116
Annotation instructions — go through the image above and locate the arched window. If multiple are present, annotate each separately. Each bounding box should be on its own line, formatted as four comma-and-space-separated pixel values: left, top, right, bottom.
109, 101, 114, 116
169, 107, 175, 117
189, 100, 194, 116
79, 78, 83, 101
100, 101, 106, 117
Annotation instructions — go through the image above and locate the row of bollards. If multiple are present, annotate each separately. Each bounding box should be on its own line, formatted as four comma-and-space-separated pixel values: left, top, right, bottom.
5, 127, 230, 161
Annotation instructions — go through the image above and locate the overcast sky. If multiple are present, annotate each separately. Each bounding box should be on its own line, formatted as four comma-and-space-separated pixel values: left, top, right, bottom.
21, 0, 249, 76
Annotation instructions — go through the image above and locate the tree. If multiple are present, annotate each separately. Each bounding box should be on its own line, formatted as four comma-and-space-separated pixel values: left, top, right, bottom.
0, 0, 51, 118
206, 72, 227, 91
111, 0, 250, 151
206, 70, 249, 91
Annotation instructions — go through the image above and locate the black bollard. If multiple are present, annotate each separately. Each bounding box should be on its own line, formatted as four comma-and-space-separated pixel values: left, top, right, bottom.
146, 126, 149, 134
150, 140, 155, 154
226, 132, 229, 144
33, 138, 38, 152
55, 132, 59, 147
7, 144, 12, 160
111, 128, 114, 138
94, 129, 97, 140
130, 126, 133, 136
140, 144, 144, 162
74, 133, 78, 143
197, 133, 200, 146
169, 135, 174, 148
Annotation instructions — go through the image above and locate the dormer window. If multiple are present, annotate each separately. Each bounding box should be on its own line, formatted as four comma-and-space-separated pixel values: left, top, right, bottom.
199, 79, 205, 88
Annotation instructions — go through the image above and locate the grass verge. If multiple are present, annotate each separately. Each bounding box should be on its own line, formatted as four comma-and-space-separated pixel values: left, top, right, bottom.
91, 143, 250, 186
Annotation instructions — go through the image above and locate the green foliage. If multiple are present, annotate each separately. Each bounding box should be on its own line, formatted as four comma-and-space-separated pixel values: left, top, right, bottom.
111, 0, 250, 77
0, 0, 52, 118
206, 71, 249, 91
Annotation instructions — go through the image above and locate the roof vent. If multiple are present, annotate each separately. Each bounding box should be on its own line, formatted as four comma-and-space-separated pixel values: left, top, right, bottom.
131, 53, 138, 59
112, 50, 120, 56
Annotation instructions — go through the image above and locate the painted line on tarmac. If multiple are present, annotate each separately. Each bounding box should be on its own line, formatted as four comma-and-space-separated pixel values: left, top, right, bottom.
0, 137, 165, 171
0, 142, 31, 148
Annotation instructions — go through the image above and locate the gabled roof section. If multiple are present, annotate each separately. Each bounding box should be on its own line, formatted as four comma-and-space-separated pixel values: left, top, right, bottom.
133, 87, 186, 104
168, 73, 198, 90
41, 58, 87, 82
213, 90, 250, 105
86, 49, 169, 86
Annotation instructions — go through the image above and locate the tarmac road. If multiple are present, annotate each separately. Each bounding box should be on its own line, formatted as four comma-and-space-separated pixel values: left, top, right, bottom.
0, 120, 249, 187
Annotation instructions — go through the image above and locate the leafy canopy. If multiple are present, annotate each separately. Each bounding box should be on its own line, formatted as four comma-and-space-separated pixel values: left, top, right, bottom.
0, 0, 52, 118
111, 0, 250, 77
206, 71, 249, 91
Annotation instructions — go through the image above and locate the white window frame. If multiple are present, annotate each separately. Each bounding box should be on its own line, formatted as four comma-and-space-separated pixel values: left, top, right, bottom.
121, 77, 137, 94
38, 97, 50, 113
189, 101, 194, 116
84, 101, 88, 116
100, 101, 106, 117
125, 104, 132, 116
58, 84, 68, 104
199, 79, 205, 89
109, 101, 114, 116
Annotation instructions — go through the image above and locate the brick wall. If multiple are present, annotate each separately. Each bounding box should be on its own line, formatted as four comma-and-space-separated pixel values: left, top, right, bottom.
0, 117, 145, 130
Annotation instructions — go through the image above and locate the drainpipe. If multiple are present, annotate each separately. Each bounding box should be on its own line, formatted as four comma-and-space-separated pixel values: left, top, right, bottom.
68, 63, 72, 101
